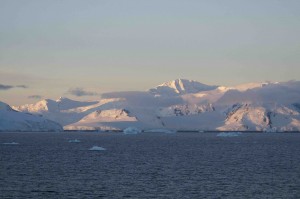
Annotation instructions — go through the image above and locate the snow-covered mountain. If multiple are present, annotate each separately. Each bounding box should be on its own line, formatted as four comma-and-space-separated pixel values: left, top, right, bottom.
14, 97, 122, 126
219, 103, 300, 131
11, 79, 300, 132
65, 109, 138, 131
149, 79, 218, 96
0, 101, 62, 132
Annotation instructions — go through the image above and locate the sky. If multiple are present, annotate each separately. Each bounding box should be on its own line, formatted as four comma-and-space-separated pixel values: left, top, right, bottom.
1, 0, 300, 105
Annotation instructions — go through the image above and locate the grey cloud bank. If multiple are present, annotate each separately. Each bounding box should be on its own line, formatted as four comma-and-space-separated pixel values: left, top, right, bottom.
67, 88, 98, 97
0, 84, 28, 90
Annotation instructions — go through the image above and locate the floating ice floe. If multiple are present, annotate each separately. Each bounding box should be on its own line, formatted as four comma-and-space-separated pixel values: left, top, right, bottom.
89, 146, 106, 151
68, 139, 81, 143
263, 127, 278, 133
2, 142, 19, 145
144, 129, 176, 134
123, 127, 141, 135
217, 132, 242, 137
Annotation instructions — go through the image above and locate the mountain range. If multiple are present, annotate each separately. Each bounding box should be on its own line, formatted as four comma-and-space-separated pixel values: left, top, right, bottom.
1, 79, 300, 132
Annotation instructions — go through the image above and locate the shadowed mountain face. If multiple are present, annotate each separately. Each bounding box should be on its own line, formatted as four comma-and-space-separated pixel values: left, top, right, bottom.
10, 80, 300, 132
0, 101, 63, 132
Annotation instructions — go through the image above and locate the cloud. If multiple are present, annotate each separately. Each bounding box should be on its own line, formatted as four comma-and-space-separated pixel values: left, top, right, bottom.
67, 88, 98, 97
0, 84, 14, 90
0, 84, 28, 90
28, 95, 42, 99
101, 91, 183, 107
16, 85, 28, 89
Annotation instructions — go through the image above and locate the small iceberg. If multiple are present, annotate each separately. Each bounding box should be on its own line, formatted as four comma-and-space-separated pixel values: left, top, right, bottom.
2, 142, 19, 145
144, 129, 176, 134
263, 127, 278, 133
217, 132, 242, 137
68, 139, 81, 143
123, 127, 141, 135
89, 146, 106, 151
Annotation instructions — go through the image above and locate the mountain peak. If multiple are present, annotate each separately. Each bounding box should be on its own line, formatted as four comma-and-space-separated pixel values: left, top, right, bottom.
150, 79, 218, 96
0, 101, 13, 111
56, 97, 73, 103
160, 78, 193, 87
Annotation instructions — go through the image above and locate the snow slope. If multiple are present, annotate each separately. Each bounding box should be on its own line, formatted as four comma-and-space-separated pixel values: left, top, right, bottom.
65, 109, 138, 131
13, 98, 123, 126
218, 103, 300, 131
0, 101, 62, 132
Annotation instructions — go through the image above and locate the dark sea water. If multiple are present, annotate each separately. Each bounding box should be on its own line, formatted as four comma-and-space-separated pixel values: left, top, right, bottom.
1, 132, 300, 199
